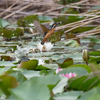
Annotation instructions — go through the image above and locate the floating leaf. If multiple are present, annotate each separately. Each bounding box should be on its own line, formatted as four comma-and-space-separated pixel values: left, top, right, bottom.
57, 58, 73, 68
93, 44, 100, 50
9, 72, 27, 84
17, 15, 52, 27
69, 64, 91, 73
1, 56, 12, 61
89, 63, 100, 73
0, 28, 23, 38
71, 26, 95, 33
10, 79, 50, 100
90, 38, 100, 44
89, 51, 100, 56
17, 59, 38, 70
68, 74, 100, 91
0, 68, 7, 75
77, 86, 100, 100
65, 33, 80, 44
53, 8, 84, 24
53, 76, 68, 94
87, 94, 100, 100
0, 61, 16, 68
54, 91, 82, 100
61, 7, 69, 14
43, 64, 58, 69
53, 16, 68, 24
39, 69, 55, 76
0, 74, 18, 97
58, 67, 88, 76
10, 75, 60, 100
64, 39, 80, 47
92, 6, 100, 10
22, 70, 40, 79
17, 15, 38, 27
38, 15, 53, 22
0, 18, 10, 28
89, 57, 100, 64
35, 65, 50, 70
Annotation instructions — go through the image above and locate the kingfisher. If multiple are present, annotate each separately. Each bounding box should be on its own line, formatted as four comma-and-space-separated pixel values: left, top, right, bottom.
34, 20, 62, 44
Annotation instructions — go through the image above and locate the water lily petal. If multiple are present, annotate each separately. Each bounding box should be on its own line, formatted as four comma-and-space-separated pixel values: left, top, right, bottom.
38, 59, 45, 65
37, 42, 53, 52
37, 42, 43, 52
44, 42, 53, 52
60, 73, 76, 79
56, 68, 63, 74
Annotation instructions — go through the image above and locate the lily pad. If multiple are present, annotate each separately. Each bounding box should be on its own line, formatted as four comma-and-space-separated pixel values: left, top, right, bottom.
17, 59, 38, 70
10, 75, 60, 100
57, 58, 73, 68
54, 91, 83, 100
0, 74, 18, 97
0, 18, 10, 28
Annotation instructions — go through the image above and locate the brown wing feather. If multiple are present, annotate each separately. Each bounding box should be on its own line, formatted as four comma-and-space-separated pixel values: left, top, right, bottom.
33, 20, 44, 34
34, 20, 50, 35
41, 24, 50, 34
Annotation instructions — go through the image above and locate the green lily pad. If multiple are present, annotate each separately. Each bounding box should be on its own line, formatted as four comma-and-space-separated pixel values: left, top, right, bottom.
0, 74, 18, 97
57, 58, 73, 68
17, 59, 38, 70
0, 61, 16, 68
9, 72, 27, 84
0, 18, 10, 28
54, 91, 83, 100
69, 64, 91, 73
10, 75, 60, 100
10, 80, 50, 100
58, 67, 88, 76
22, 70, 40, 79
38, 15, 53, 22
77, 86, 100, 100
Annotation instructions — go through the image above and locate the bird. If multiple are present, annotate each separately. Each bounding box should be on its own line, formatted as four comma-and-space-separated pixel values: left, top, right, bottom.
33, 20, 62, 44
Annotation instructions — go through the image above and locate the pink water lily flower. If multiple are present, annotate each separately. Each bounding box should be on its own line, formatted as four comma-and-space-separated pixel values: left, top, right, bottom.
61, 73, 76, 79
56, 68, 76, 79
56, 68, 63, 74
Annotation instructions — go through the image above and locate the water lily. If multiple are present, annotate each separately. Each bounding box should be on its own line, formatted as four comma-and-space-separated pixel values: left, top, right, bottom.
60, 73, 76, 79
56, 68, 63, 74
37, 42, 53, 52
15, 45, 35, 60
37, 42, 43, 52
56, 68, 76, 79
38, 59, 45, 65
